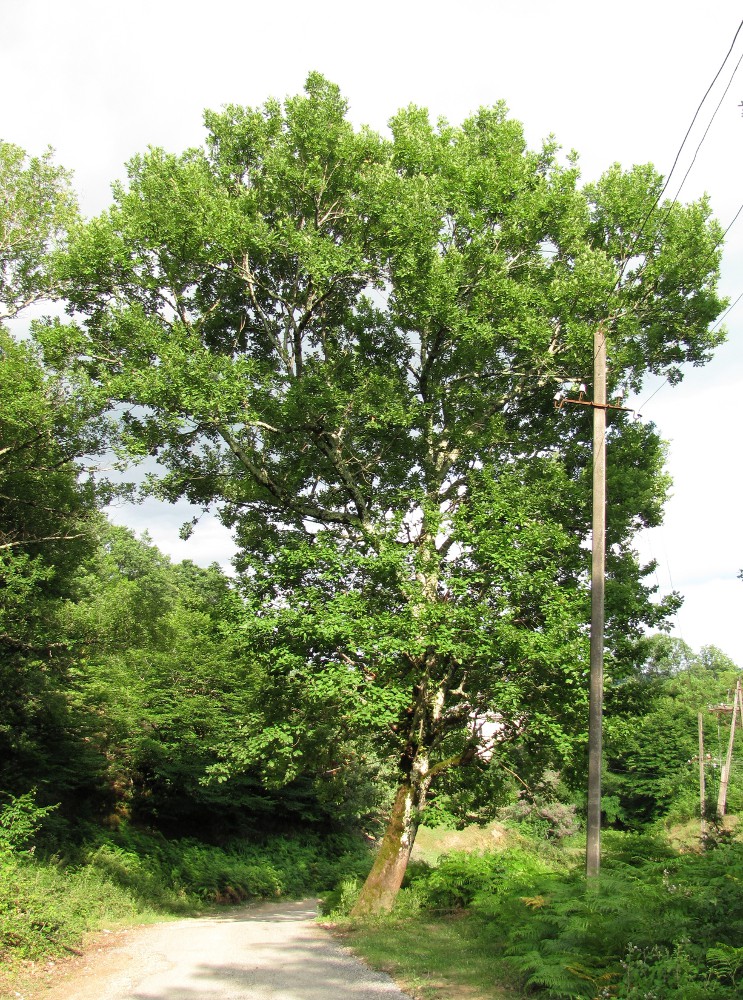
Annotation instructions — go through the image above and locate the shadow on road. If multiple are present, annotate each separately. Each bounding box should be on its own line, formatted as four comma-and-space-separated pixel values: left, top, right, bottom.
201, 899, 320, 924
129, 925, 409, 999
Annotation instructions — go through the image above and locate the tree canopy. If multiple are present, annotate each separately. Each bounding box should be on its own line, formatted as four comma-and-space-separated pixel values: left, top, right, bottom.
0, 140, 77, 321
0, 142, 104, 801
603, 636, 743, 828
38, 74, 726, 911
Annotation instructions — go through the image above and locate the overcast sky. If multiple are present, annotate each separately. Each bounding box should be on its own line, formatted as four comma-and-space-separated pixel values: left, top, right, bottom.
2, 0, 742, 664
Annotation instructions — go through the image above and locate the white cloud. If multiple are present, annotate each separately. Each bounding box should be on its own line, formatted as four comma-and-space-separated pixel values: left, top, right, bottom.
105, 497, 237, 570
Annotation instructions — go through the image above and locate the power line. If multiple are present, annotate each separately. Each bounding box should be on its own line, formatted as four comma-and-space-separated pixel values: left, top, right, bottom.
645, 17, 743, 221
564, 25, 743, 376
711, 288, 743, 331
719, 200, 743, 243
638, 377, 670, 412
669, 48, 743, 206
612, 17, 743, 293
696, 203, 743, 331
592, 22, 743, 398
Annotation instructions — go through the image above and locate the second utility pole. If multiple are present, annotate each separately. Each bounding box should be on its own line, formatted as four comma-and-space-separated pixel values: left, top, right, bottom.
586, 323, 606, 879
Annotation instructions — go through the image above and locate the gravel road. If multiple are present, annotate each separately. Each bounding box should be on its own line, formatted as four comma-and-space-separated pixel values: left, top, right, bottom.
30, 899, 413, 1000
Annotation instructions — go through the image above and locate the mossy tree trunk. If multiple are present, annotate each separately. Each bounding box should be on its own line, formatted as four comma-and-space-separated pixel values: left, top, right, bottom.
351, 755, 432, 917
351, 646, 474, 917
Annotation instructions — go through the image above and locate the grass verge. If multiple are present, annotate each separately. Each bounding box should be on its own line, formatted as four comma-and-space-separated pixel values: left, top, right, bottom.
329, 913, 523, 1000
321, 826, 743, 999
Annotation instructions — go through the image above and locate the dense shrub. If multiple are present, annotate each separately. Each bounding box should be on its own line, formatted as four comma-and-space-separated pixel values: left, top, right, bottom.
483, 841, 743, 998
80, 825, 371, 905
0, 818, 372, 974
322, 844, 560, 918
499, 771, 580, 842
408, 847, 558, 911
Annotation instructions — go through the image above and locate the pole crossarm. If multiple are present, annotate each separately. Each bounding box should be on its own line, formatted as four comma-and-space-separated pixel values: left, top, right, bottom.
554, 394, 639, 416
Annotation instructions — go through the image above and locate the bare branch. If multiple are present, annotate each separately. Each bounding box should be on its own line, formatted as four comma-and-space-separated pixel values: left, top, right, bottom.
0, 532, 87, 550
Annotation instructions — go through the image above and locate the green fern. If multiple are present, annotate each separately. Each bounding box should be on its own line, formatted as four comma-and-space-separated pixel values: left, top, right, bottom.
707, 943, 743, 985
490, 841, 743, 998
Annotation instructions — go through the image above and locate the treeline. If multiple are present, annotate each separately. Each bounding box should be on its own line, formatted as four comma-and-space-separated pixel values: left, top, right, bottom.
1, 501, 390, 842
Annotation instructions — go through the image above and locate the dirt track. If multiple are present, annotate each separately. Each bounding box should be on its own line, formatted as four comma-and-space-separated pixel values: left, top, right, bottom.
20, 899, 412, 1000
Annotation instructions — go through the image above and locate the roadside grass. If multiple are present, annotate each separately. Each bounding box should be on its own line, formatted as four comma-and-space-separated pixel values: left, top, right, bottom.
322, 829, 552, 999
411, 822, 511, 866
0, 850, 174, 998
334, 912, 523, 1000
0, 849, 174, 963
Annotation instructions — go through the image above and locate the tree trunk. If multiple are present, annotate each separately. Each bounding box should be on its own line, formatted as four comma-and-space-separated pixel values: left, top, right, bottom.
351, 760, 431, 917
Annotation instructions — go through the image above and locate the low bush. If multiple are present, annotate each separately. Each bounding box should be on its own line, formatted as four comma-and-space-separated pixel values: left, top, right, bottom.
408, 846, 558, 912
322, 842, 561, 919
0, 850, 160, 965
0, 799, 372, 978
484, 840, 743, 998
500, 771, 580, 843
0, 790, 58, 853
320, 875, 364, 916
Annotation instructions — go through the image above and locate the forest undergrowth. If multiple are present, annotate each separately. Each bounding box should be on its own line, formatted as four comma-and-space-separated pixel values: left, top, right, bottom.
3, 786, 743, 1000
0, 790, 371, 983
325, 827, 743, 1000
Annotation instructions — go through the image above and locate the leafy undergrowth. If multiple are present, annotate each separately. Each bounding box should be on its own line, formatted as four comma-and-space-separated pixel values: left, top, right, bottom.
0, 849, 165, 964
325, 829, 743, 999
81, 824, 369, 907
488, 832, 743, 998
0, 819, 371, 982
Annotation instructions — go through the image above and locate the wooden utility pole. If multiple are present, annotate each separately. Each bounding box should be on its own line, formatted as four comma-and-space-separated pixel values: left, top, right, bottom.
586, 323, 607, 879
554, 324, 636, 879
698, 712, 706, 838
716, 679, 741, 818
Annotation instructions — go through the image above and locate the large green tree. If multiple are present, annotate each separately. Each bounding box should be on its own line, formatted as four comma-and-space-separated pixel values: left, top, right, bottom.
41, 75, 725, 911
